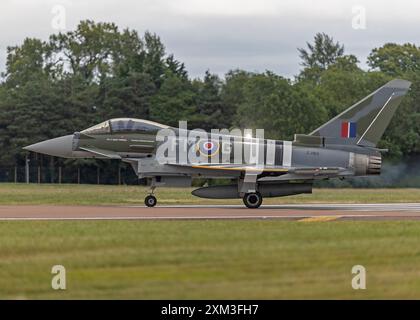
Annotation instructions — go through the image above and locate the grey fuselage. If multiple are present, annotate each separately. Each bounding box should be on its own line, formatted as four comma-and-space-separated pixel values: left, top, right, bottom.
71, 126, 381, 181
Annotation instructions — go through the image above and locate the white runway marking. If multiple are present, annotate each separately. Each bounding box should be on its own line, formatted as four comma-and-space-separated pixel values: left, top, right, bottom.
0, 214, 378, 221
0, 203, 419, 221
126, 203, 420, 212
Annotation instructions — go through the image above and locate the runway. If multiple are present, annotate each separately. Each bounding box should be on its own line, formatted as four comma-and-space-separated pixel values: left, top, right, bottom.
0, 203, 420, 221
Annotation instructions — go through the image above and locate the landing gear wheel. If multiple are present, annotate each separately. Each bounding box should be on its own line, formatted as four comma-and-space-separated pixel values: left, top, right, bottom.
145, 195, 157, 207
243, 192, 263, 209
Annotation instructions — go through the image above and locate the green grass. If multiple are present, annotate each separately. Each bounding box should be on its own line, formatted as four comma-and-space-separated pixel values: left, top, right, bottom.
0, 184, 419, 299
1, 220, 420, 299
0, 183, 419, 205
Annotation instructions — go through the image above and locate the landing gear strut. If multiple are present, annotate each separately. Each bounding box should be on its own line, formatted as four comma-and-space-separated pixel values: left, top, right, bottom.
145, 185, 157, 207
243, 192, 263, 209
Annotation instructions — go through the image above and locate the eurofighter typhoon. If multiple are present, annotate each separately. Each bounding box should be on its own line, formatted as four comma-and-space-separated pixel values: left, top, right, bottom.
24, 79, 411, 208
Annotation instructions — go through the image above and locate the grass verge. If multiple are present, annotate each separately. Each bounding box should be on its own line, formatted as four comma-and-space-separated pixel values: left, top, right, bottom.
0, 183, 419, 205
1, 220, 420, 299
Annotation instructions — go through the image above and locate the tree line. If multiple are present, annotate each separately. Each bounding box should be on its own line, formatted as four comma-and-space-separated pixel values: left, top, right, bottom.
0, 21, 419, 183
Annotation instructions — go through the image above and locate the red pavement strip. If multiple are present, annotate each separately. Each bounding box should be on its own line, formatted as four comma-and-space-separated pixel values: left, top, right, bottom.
0, 204, 420, 221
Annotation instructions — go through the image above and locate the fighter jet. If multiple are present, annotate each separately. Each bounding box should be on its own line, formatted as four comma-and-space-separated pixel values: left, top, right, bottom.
24, 79, 411, 208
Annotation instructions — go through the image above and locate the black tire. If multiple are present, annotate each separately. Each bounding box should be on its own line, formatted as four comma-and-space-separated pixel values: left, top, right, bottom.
145, 195, 157, 207
243, 192, 263, 209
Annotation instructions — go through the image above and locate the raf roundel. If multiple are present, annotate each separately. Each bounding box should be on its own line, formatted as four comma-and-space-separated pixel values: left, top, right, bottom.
196, 140, 220, 157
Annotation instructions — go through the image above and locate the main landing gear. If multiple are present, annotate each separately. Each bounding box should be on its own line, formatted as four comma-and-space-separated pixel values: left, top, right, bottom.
239, 173, 263, 209
145, 185, 157, 207
242, 192, 263, 209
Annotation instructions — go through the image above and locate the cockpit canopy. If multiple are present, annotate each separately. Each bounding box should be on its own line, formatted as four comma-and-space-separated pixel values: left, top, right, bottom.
81, 118, 169, 135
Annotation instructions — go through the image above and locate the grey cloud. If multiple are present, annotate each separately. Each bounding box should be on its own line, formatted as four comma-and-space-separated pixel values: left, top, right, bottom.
1, 0, 420, 78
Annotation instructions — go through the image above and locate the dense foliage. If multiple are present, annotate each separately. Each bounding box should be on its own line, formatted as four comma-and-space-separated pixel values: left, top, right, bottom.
0, 21, 418, 183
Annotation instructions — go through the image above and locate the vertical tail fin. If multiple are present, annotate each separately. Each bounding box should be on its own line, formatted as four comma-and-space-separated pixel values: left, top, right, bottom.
309, 79, 411, 147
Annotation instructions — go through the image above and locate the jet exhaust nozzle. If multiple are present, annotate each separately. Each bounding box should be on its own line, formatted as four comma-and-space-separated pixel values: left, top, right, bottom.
367, 155, 382, 175
352, 153, 382, 176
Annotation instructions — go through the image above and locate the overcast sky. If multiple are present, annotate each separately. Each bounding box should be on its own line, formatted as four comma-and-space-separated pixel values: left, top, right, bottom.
1, 0, 419, 78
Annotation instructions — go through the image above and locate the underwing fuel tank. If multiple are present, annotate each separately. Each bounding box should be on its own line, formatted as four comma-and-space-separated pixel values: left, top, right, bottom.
192, 183, 312, 199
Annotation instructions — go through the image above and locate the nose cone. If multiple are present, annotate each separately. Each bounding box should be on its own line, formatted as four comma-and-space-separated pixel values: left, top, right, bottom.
23, 135, 74, 158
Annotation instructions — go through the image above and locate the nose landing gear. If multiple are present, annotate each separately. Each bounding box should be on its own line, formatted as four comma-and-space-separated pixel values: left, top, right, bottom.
145, 185, 157, 207
145, 195, 157, 207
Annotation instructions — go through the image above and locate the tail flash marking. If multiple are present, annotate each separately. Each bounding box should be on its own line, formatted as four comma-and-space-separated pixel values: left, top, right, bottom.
341, 122, 357, 138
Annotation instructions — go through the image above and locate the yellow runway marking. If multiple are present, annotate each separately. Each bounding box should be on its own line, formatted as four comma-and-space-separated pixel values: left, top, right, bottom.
299, 215, 342, 222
